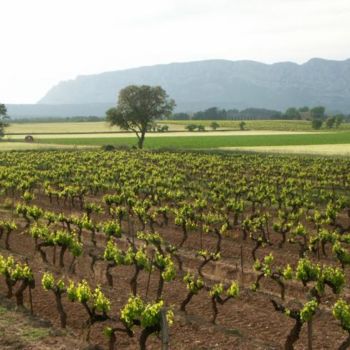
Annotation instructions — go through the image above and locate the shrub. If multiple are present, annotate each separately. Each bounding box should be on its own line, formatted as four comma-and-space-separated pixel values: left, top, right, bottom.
312, 119, 323, 130
101, 144, 115, 151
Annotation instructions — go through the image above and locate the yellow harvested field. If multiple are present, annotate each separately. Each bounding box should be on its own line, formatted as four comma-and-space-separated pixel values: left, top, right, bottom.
4, 130, 323, 140
220, 144, 350, 156
6, 122, 184, 134
0, 142, 96, 151
7, 122, 117, 134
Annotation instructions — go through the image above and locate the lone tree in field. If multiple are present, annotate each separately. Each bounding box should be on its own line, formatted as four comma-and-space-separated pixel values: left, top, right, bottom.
0, 104, 9, 138
106, 85, 175, 149
210, 121, 220, 130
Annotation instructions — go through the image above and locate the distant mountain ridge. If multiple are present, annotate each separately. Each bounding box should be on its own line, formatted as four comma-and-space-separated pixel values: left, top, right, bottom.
34, 58, 350, 115
7, 103, 111, 119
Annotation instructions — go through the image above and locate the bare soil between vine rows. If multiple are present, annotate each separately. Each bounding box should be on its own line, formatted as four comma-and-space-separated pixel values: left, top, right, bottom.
0, 194, 348, 349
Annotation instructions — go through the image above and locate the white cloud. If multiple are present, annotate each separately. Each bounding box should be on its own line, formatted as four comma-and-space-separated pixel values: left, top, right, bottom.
0, 0, 349, 103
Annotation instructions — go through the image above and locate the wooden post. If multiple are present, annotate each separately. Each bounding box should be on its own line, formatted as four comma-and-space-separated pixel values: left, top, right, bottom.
145, 253, 154, 299
307, 293, 313, 350
53, 246, 56, 265
307, 319, 313, 350
160, 308, 169, 350
25, 258, 33, 315
240, 244, 244, 283
28, 285, 33, 315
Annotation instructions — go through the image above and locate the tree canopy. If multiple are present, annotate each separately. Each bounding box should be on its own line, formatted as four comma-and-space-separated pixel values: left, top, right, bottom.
311, 106, 326, 120
0, 104, 9, 138
284, 108, 301, 120
106, 85, 175, 149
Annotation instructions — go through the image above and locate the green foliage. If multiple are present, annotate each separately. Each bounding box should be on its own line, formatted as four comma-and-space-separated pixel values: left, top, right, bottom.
239, 121, 246, 130
335, 115, 344, 128
67, 280, 110, 313
253, 253, 274, 276
0, 254, 33, 282
103, 239, 151, 270
101, 220, 122, 238
283, 264, 293, 280
295, 258, 320, 284
0, 103, 9, 137
210, 121, 220, 130
284, 107, 301, 120
41, 272, 65, 292
154, 252, 176, 281
137, 231, 163, 246
300, 299, 318, 322
185, 124, 197, 132
29, 226, 82, 257
120, 295, 173, 329
325, 116, 336, 129
311, 119, 323, 130
210, 282, 239, 299
317, 266, 345, 294
209, 283, 224, 298
183, 273, 204, 294
333, 299, 350, 332
106, 85, 175, 148
0, 220, 17, 232
226, 281, 239, 297
197, 250, 221, 261
333, 242, 350, 268
311, 106, 326, 120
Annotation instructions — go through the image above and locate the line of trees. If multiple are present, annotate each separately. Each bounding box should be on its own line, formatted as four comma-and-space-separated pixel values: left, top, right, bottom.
172, 107, 283, 121
170, 106, 350, 124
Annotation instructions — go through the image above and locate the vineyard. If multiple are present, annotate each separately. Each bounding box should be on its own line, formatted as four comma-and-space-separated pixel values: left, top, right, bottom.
1, 149, 350, 349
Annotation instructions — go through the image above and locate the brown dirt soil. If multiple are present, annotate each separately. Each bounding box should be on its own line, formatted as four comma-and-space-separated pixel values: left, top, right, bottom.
0, 194, 349, 349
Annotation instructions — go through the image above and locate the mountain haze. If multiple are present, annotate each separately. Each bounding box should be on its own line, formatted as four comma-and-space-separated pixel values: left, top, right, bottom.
38, 58, 350, 114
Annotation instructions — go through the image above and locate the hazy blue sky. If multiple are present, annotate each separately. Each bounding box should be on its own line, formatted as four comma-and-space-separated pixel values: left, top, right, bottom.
1, 0, 350, 103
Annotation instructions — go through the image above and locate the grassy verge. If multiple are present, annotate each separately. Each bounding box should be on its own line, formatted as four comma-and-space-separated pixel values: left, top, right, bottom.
0, 296, 79, 349
36, 131, 350, 149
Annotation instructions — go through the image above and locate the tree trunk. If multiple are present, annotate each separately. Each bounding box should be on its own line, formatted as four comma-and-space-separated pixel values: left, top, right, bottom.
106, 263, 114, 287
139, 326, 158, 350
252, 241, 261, 261
130, 265, 140, 296
180, 291, 194, 312
338, 333, 350, 350
5, 276, 13, 298
179, 224, 188, 248
278, 231, 286, 249
138, 132, 146, 149
157, 273, 164, 301
59, 245, 67, 268
53, 245, 56, 265
108, 331, 116, 350
15, 281, 28, 307
55, 292, 67, 328
37, 242, 51, 263
173, 253, 183, 273
5, 230, 11, 250
285, 318, 303, 350
211, 297, 219, 324
91, 229, 97, 246
198, 258, 210, 278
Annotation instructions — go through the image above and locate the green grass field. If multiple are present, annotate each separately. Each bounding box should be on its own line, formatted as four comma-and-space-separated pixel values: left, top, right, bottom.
2, 120, 350, 154
35, 131, 350, 149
